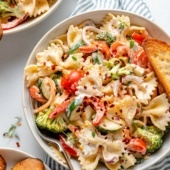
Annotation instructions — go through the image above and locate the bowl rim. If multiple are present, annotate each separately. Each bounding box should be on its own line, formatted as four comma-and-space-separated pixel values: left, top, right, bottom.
22, 9, 170, 170
0, 147, 50, 170
3, 0, 63, 35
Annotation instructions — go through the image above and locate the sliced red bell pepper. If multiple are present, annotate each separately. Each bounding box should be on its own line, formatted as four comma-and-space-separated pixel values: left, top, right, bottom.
84, 97, 106, 126
59, 135, 78, 157
49, 99, 72, 119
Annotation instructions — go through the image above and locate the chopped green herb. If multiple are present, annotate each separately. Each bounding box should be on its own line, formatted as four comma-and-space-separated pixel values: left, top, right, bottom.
129, 39, 135, 49
72, 56, 77, 61
3, 117, 22, 140
118, 20, 128, 31
96, 32, 116, 45
92, 131, 95, 138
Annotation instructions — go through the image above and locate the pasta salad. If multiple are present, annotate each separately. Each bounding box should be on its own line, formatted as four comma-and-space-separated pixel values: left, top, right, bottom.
24, 13, 170, 170
0, 0, 56, 30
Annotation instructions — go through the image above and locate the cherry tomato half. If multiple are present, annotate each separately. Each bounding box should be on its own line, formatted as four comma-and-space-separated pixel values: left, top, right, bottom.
61, 70, 83, 94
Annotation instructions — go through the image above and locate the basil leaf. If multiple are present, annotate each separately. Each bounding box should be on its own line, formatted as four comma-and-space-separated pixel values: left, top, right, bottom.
130, 40, 135, 49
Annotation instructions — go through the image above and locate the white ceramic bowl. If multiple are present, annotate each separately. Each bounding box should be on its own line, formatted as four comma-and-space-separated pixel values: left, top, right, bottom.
22, 10, 170, 170
3, 0, 63, 35
0, 147, 50, 170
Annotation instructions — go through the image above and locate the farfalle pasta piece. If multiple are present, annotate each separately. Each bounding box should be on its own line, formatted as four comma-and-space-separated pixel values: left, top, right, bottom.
37, 65, 62, 77
62, 53, 84, 69
36, 43, 64, 67
76, 65, 103, 97
32, 0, 49, 17
121, 152, 136, 169
105, 162, 121, 170
102, 141, 124, 164
111, 80, 128, 101
50, 37, 69, 53
24, 64, 39, 87
101, 94, 114, 104
78, 152, 100, 170
100, 13, 130, 41
79, 121, 101, 153
114, 96, 137, 127
129, 72, 157, 104
142, 93, 170, 130
100, 13, 116, 32
18, 0, 36, 16
67, 25, 83, 47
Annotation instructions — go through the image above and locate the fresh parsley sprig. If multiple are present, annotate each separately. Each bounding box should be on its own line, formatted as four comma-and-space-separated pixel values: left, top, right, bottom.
3, 117, 22, 140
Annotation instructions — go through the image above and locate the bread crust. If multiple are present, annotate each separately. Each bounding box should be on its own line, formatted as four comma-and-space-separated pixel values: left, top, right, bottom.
0, 155, 7, 170
142, 38, 170, 98
12, 158, 45, 170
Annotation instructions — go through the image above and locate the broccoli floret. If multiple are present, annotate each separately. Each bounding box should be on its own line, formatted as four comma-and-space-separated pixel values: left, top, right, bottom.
104, 58, 133, 80
0, 1, 23, 19
134, 126, 164, 153
35, 108, 68, 133
96, 32, 116, 45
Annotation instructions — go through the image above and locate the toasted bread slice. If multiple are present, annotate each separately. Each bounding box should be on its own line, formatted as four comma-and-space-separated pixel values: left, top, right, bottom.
12, 158, 45, 170
0, 155, 6, 170
142, 38, 170, 98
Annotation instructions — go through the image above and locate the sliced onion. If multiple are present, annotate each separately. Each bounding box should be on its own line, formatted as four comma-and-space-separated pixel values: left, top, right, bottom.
82, 26, 103, 45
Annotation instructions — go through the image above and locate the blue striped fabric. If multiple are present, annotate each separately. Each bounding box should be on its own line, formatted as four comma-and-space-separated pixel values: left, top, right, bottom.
70, 0, 152, 19
45, 0, 170, 170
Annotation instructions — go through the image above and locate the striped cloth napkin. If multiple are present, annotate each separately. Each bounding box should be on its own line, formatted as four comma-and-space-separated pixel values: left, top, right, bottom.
45, 0, 170, 169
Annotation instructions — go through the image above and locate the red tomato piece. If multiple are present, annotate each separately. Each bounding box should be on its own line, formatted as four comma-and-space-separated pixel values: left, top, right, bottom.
127, 138, 147, 155
132, 32, 145, 43
61, 71, 83, 94
59, 135, 78, 157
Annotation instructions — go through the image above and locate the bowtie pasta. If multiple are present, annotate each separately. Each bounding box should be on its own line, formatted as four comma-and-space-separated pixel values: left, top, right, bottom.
25, 13, 170, 170
0, 0, 56, 30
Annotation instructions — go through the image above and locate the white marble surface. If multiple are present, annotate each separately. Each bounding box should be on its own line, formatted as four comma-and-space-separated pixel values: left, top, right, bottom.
0, 0, 170, 162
